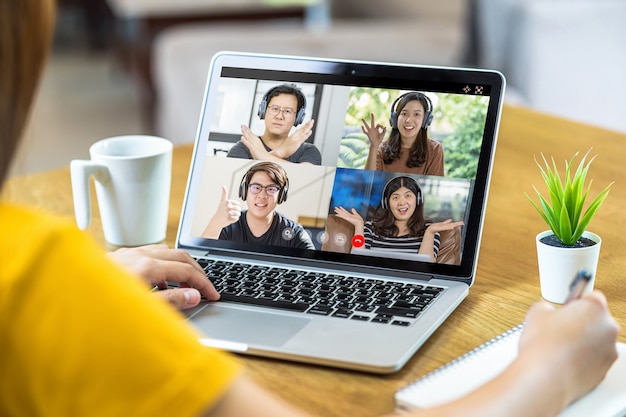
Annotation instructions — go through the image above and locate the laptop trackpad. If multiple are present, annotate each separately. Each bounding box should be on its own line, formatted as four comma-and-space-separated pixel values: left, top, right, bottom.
190, 305, 311, 348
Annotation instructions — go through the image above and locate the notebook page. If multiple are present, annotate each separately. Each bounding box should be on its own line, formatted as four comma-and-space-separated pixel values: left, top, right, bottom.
396, 325, 626, 417
558, 342, 626, 417
395, 324, 522, 409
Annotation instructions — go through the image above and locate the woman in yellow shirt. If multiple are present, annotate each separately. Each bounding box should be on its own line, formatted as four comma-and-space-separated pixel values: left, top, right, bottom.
0, 1, 619, 417
1, 205, 241, 416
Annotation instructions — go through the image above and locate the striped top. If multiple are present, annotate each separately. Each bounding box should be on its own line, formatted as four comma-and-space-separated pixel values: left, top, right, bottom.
363, 221, 441, 259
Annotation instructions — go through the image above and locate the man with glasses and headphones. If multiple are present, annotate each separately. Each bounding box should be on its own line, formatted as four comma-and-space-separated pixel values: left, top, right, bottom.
227, 84, 321, 165
202, 161, 315, 249
362, 91, 444, 175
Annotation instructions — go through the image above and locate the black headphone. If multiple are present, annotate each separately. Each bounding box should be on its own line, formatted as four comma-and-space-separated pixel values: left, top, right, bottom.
257, 84, 307, 126
238, 164, 289, 204
381, 176, 423, 210
388, 92, 433, 130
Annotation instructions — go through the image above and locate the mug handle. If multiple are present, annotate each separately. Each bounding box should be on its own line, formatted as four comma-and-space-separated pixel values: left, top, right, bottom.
70, 160, 110, 230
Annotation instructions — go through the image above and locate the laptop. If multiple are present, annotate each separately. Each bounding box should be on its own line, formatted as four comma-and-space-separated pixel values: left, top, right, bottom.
175, 51, 505, 373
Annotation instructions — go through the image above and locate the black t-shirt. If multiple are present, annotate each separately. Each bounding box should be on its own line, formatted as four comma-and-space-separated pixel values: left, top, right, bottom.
219, 211, 315, 250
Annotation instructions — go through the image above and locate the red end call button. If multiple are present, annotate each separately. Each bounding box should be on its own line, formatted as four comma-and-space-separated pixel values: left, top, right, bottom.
352, 235, 365, 247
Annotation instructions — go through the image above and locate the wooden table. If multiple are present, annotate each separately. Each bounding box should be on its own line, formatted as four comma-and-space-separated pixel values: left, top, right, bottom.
3, 105, 625, 416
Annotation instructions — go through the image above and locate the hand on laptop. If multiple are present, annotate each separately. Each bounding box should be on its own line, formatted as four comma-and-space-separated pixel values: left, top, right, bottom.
108, 244, 219, 309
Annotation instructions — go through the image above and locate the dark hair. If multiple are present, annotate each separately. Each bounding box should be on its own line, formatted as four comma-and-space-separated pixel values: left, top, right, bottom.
239, 161, 290, 203
265, 84, 306, 113
371, 176, 425, 237
382, 93, 430, 168
242, 161, 288, 188
0, 0, 55, 184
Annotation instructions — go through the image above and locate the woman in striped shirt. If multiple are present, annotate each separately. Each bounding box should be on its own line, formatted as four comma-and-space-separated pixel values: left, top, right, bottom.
334, 176, 463, 262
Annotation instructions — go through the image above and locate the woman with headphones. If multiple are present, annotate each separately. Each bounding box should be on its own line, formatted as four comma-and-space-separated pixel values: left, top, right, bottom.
334, 176, 462, 262
227, 83, 321, 165
202, 161, 315, 250
362, 91, 444, 175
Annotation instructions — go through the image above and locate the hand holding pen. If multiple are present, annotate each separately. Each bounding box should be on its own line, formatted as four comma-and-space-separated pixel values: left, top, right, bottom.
518, 271, 620, 409
564, 269, 593, 304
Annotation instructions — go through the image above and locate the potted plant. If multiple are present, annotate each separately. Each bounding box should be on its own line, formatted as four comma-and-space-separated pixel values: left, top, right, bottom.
526, 149, 613, 303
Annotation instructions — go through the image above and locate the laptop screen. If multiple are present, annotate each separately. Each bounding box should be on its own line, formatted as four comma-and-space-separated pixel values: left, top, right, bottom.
177, 52, 504, 284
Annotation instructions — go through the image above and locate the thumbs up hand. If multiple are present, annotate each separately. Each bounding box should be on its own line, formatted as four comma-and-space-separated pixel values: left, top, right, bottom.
201, 186, 241, 239
215, 185, 241, 226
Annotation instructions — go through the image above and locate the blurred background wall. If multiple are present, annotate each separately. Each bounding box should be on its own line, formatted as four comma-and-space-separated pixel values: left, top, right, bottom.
11, 0, 626, 177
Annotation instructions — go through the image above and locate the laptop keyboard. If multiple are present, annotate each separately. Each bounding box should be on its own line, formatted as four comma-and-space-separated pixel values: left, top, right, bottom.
192, 257, 443, 326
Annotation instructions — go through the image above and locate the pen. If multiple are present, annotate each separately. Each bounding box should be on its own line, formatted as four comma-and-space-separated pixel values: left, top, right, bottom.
564, 269, 592, 304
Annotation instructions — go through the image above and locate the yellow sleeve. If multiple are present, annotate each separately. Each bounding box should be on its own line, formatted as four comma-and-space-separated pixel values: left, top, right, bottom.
0, 206, 241, 417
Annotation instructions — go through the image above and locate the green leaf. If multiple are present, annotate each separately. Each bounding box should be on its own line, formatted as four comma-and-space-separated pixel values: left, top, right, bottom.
572, 182, 613, 238
527, 148, 612, 246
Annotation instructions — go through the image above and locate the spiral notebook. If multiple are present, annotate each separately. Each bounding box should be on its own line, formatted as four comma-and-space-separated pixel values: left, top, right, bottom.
395, 324, 626, 416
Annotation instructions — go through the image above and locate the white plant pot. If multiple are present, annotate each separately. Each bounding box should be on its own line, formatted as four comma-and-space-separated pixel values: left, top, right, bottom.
536, 230, 601, 304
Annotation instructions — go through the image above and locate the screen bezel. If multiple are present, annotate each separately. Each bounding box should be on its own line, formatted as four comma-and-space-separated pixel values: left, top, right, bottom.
176, 52, 505, 286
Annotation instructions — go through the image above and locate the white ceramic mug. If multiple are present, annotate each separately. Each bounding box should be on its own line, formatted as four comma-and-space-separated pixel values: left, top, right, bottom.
70, 135, 173, 247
